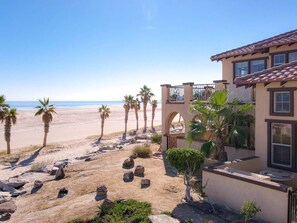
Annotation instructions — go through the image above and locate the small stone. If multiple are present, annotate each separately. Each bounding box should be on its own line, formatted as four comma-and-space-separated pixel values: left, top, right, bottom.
0, 213, 11, 221
55, 166, 65, 180
122, 158, 134, 169
123, 171, 134, 182
11, 190, 26, 197
96, 185, 108, 200
33, 180, 43, 190
141, 179, 150, 188
134, 165, 145, 177
85, 157, 91, 162
54, 160, 69, 168
7, 181, 26, 189
49, 166, 59, 175
57, 187, 68, 198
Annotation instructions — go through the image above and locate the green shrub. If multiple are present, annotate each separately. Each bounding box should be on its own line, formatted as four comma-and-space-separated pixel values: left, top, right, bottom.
133, 145, 152, 158
240, 200, 261, 222
151, 133, 162, 144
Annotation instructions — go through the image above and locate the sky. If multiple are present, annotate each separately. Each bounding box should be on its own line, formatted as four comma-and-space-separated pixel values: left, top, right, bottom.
1, 0, 297, 101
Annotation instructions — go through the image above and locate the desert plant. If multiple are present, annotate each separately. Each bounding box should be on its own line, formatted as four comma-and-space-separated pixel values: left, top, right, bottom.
98, 105, 110, 139
166, 148, 205, 202
240, 200, 261, 222
187, 89, 254, 161
151, 133, 162, 144
2, 107, 17, 154
138, 85, 154, 133
123, 95, 134, 140
131, 98, 141, 132
30, 161, 48, 172
133, 144, 152, 158
35, 98, 56, 147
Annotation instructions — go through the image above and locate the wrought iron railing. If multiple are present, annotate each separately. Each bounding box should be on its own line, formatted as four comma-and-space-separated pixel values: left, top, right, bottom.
192, 84, 215, 101
169, 85, 184, 102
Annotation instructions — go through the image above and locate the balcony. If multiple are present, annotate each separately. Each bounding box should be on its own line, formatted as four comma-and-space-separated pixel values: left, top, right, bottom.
192, 84, 215, 101
168, 85, 185, 103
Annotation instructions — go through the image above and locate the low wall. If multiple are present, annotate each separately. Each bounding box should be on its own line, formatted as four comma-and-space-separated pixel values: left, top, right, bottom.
176, 138, 255, 161
203, 167, 289, 223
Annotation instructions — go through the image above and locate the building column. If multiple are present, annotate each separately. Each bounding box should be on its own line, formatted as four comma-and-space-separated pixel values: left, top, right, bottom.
160, 84, 171, 150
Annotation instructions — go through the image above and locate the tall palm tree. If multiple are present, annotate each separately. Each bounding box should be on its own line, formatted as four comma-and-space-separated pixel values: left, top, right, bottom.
131, 98, 140, 132
0, 95, 9, 121
98, 105, 111, 139
123, 95, 134, 139
2, 108, 17, 154
137, 85, 154, 133
151, 99, 158, 132
35, 98, 56, 147
187, 89, 254, 162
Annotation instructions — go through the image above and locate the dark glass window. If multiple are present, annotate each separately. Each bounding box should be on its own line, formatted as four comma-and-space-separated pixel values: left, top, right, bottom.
234, 61, 248, 77
273, 54, 286, 66
289, 52, 297, 62
250, 60, 265, 73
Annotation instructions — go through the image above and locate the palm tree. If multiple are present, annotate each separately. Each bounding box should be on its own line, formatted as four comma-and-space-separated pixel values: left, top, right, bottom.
0, 95, 9, 121
137, 85, 154, 133
2, 108, 17, 154
35, 98, 56, 147
187, 89, 254, 162
131, 98, 140, 132
151, 99, 158, 132
123, 95, 134, 140
98, 105, 110, 139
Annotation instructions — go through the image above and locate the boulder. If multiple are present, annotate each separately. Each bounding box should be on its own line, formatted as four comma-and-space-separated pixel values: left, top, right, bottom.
49, 166, 59, 175
54, 160, 69, 168
0, 213, 11, 221
141, 179, 150, 188
134, 165, 145, 177
11, 190, 26, 197
0, 200, 17, 213
7, 180, 26, 189
122, 158, 134, 169
2, 185, 15, 193
0, 180, 7, 190
96, 185, 108, 200
33, 180, 43, 190
57, 187, 68, 198
55, 166, 65, 180
123, 171, 134, 182
148, 214, 180, 223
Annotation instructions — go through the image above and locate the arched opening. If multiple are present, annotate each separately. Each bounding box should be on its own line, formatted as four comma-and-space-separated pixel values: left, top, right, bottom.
166, 112, 186, 149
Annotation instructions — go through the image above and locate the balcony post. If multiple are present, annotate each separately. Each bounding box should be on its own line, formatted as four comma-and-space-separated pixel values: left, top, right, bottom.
182, 82, 194, 104
160, 84, 171, 150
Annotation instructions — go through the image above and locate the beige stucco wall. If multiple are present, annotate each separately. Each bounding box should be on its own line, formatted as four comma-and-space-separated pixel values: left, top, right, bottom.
255, 81, 297, 166
203, 170, 289, 223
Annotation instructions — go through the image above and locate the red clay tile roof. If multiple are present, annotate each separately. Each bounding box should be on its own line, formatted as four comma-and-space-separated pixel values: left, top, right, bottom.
234, 61, 297, 86
211, 29, 297, 61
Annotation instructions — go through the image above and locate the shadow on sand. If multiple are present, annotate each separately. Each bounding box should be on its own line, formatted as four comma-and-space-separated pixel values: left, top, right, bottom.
10, 147, 43, 169
162, 151, 177, 177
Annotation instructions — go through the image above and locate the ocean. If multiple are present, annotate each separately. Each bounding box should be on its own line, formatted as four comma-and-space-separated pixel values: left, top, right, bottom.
6, 101, 124, 110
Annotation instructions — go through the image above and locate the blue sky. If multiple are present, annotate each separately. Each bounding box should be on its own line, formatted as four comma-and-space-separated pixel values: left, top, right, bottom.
1, 0, 297, 101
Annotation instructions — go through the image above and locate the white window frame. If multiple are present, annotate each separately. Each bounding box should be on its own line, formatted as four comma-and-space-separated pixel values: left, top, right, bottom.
274, 91, 291, 113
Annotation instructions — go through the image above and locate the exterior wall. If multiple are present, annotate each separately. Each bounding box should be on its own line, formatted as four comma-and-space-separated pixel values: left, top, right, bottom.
221, 44, 297, 102
203, 169, 289, 223
255, 81, 297, 167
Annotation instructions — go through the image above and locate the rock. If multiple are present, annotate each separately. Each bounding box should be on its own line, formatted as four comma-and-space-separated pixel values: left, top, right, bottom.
7, 181, 26, 189
134, 165, 145, 177
0, 213, 11, 221
11, 190, 26, 197
2, 185, 15, 193
49, 166, 59, 175
123, 171, 134, 182
148, 214, 180, 223
75, 155, 90, 160
98, 146, 109, 152
85, 157, 91, 162
96, 185, 108, 200
0, 196, 8, 204
54, 160, 69, 168
55, 166, 65, 180
116, 145, 124, 149
33, 180, 43, 190
141, 179, 150, 188
0, 200, 17, 213
122, 158, 134, 169
0, 181, 8, 190
57, 187, 68, 198
129, 153, 138, 159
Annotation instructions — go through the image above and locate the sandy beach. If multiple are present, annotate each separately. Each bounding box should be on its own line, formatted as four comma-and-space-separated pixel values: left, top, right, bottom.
0, 106, 161, 152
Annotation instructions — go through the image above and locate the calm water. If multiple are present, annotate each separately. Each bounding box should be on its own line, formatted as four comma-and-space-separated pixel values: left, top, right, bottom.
6, 101, 124, 110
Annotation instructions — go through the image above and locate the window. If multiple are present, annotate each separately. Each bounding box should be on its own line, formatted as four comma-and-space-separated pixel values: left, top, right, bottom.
272, 51, 297, 66
234, 59, 266, 78
268, 88, 296, 116
289, 52, 297, 62
271, 123, 292, 168
273, 54, 286, 66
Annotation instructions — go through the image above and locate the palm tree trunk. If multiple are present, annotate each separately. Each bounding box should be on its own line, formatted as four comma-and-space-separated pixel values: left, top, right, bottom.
43, 122, 49, 147
123, 108, 129, 139
143, 101, 147, 133
151, 107, 155, 132
100, 118, 105, 139
4, 117, 11, 154
215, 132, 227, 162
135, 110, 139, 131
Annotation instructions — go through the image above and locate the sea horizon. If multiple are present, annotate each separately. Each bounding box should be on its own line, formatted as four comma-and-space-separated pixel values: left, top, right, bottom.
6, 101, 124, 110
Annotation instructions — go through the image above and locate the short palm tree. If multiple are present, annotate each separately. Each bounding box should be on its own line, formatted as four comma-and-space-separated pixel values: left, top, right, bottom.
123, 95, 134, 139
137, 85, 154, 133
0, 95, 9, 121
35, 98, 56, 147
151, 99, 158, 132
98, 105, 110, 139
187, 89, 254, 162
2, 108, 17, 154
131, 98, 141, 132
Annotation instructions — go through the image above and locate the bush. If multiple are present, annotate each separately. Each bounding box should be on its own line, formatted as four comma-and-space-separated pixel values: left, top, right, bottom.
30, 161, 48, 172
133, 145, 152, 158
240, 200, 261, 222
151, 133, 162, 144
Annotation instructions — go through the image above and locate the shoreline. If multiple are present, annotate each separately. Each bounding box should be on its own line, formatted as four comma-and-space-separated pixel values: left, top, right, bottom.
0, 105, 162, 152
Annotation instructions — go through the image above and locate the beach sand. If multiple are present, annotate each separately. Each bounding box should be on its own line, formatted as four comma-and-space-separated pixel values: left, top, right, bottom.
0, 106, 161, 152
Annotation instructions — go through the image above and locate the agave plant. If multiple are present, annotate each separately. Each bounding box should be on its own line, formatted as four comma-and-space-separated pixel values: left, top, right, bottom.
98, 105, 111, 139
35, 98, 56, 147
